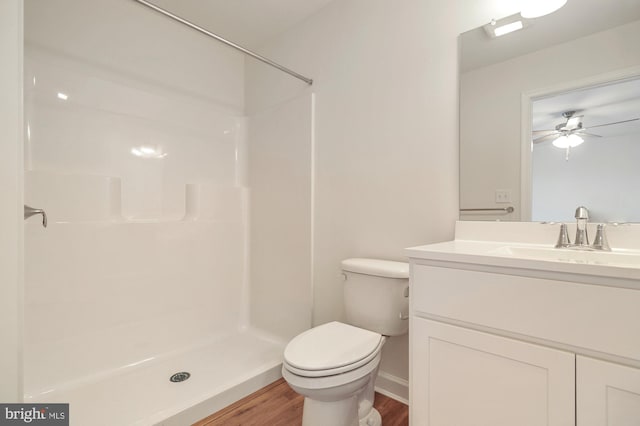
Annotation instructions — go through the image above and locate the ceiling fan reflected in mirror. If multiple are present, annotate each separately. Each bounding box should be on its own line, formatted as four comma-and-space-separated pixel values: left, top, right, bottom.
531, 110, 640, 160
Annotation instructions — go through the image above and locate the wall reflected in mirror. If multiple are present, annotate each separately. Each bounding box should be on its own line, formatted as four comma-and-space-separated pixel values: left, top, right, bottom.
459, 0, 640, 222
531, 77, 640, 223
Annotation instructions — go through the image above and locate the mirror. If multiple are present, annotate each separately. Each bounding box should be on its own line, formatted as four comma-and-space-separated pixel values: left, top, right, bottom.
459, 0, 640, 222
529, 77, 640, 223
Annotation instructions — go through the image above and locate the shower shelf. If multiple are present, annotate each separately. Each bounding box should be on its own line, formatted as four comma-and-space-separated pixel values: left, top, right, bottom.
25, 171, 248, 224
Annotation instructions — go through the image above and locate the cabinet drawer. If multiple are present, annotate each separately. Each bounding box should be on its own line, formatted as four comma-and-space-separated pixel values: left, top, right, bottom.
411, 264, 640, 362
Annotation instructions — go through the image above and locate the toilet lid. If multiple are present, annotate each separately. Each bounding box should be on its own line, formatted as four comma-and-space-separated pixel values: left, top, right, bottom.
284, 322, 382, 372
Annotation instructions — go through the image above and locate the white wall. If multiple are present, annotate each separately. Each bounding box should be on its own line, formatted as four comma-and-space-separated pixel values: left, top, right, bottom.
248, 94, 314, 340
0, 0, 23, 403
246, 0, 460, 391
23, 0, 249, 396
460, 20, 640, 221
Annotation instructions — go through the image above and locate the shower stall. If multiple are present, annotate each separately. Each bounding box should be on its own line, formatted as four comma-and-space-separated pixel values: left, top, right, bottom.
22, 0, 313, 424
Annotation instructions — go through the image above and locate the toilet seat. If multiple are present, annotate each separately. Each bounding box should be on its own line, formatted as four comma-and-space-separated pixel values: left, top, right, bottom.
283, 351, 381, 393
283, 322, 383, 378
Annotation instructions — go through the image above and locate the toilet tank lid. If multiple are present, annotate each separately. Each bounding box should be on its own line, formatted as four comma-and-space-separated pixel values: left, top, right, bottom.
341, 258, 409, 279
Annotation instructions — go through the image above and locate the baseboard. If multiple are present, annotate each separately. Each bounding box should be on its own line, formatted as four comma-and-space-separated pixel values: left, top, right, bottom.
374, 371, 409, 405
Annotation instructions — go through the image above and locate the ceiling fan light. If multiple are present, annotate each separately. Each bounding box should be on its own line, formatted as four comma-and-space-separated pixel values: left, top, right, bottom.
552, 134, 583, 148
552, 135, 569, 148
521, 0, 567, 18
567, 134, 584, 147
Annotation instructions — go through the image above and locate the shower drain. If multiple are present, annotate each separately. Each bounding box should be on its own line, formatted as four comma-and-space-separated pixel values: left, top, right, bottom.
169, 372, 191, 383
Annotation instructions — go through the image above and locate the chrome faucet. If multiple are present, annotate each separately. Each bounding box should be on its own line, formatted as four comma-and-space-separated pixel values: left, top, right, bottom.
554, 206, 611, 251
24, 205, 47, 228
574, 206, 590, 247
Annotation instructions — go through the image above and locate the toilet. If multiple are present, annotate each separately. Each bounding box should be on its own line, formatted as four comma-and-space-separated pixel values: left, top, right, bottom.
282, 258, 409, 426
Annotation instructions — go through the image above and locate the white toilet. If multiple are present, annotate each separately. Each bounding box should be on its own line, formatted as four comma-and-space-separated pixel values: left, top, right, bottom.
282, 258, 409, 426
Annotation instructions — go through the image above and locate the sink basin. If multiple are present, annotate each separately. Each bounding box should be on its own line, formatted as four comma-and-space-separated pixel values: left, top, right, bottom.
489, 245, 640, 268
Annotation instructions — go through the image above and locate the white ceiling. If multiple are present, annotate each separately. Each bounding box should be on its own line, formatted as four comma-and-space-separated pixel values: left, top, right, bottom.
140, 1, 640, 68
455, 0, 522, 34
145, 0, 336, 49
461, 0, 640, 72
144, 0, 535, 50
455, 0, 640, 145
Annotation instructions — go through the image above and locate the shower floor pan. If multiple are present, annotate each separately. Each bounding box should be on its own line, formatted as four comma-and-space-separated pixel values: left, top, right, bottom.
27, 329, 285, 426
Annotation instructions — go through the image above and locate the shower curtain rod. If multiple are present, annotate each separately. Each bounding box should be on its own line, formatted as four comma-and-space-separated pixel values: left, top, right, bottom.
132, 0, 313, 85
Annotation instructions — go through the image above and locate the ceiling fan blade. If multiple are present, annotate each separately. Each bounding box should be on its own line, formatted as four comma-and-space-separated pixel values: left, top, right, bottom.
532, 129, 557, 134
532, 133, 559, 143
573, 129, 602, 138
586, 117, 640, 129
580, 132, 602, 138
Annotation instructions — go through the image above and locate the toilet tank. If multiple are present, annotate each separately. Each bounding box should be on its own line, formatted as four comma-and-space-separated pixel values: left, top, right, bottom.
342, 258, 409, 336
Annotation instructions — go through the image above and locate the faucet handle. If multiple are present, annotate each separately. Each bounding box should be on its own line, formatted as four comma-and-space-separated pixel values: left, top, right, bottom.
592, 224, 611, 251
555, 223, 571, 248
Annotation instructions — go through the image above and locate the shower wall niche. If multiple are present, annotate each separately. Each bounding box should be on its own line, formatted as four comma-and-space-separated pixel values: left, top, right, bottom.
23, 1, 312, 424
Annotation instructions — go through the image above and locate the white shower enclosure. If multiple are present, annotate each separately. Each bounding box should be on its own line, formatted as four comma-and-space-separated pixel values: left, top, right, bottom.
22, 1, 313, 424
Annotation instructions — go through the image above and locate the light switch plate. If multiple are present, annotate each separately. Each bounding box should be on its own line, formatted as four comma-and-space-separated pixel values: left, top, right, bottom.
495, 189, 511, 203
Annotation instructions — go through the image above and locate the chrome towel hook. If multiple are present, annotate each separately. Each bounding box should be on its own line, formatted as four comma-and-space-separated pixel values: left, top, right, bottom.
24, 205, 47, 228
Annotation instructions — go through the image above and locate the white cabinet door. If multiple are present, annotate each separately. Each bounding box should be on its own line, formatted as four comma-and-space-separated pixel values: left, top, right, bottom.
411, 318, 575, 426
577, 355, 640, 426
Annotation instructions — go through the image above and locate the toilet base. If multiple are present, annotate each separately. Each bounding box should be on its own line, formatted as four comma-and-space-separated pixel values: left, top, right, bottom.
359, 407, 381, 426
302, 395, 359, 426
300, 397, 382, 426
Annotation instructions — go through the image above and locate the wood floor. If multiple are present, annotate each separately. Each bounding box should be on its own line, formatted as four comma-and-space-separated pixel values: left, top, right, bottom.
194, 378, 409, 426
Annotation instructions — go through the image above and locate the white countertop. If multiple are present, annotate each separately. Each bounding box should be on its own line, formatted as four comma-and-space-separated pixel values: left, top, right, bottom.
406, 222, 640, 283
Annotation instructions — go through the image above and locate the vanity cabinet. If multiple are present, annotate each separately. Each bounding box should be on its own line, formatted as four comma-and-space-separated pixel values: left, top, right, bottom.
577, 356, 640, 426
409, 262, 640, 426
411, 318, 575, 426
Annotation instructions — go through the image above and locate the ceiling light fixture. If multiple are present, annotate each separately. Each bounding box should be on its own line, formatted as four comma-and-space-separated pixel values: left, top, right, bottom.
552, 134, 584, 149
521, 0, 567, 19
131, 146, 168, 159
493, 21, 524, 37
484, 16, 530, 38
